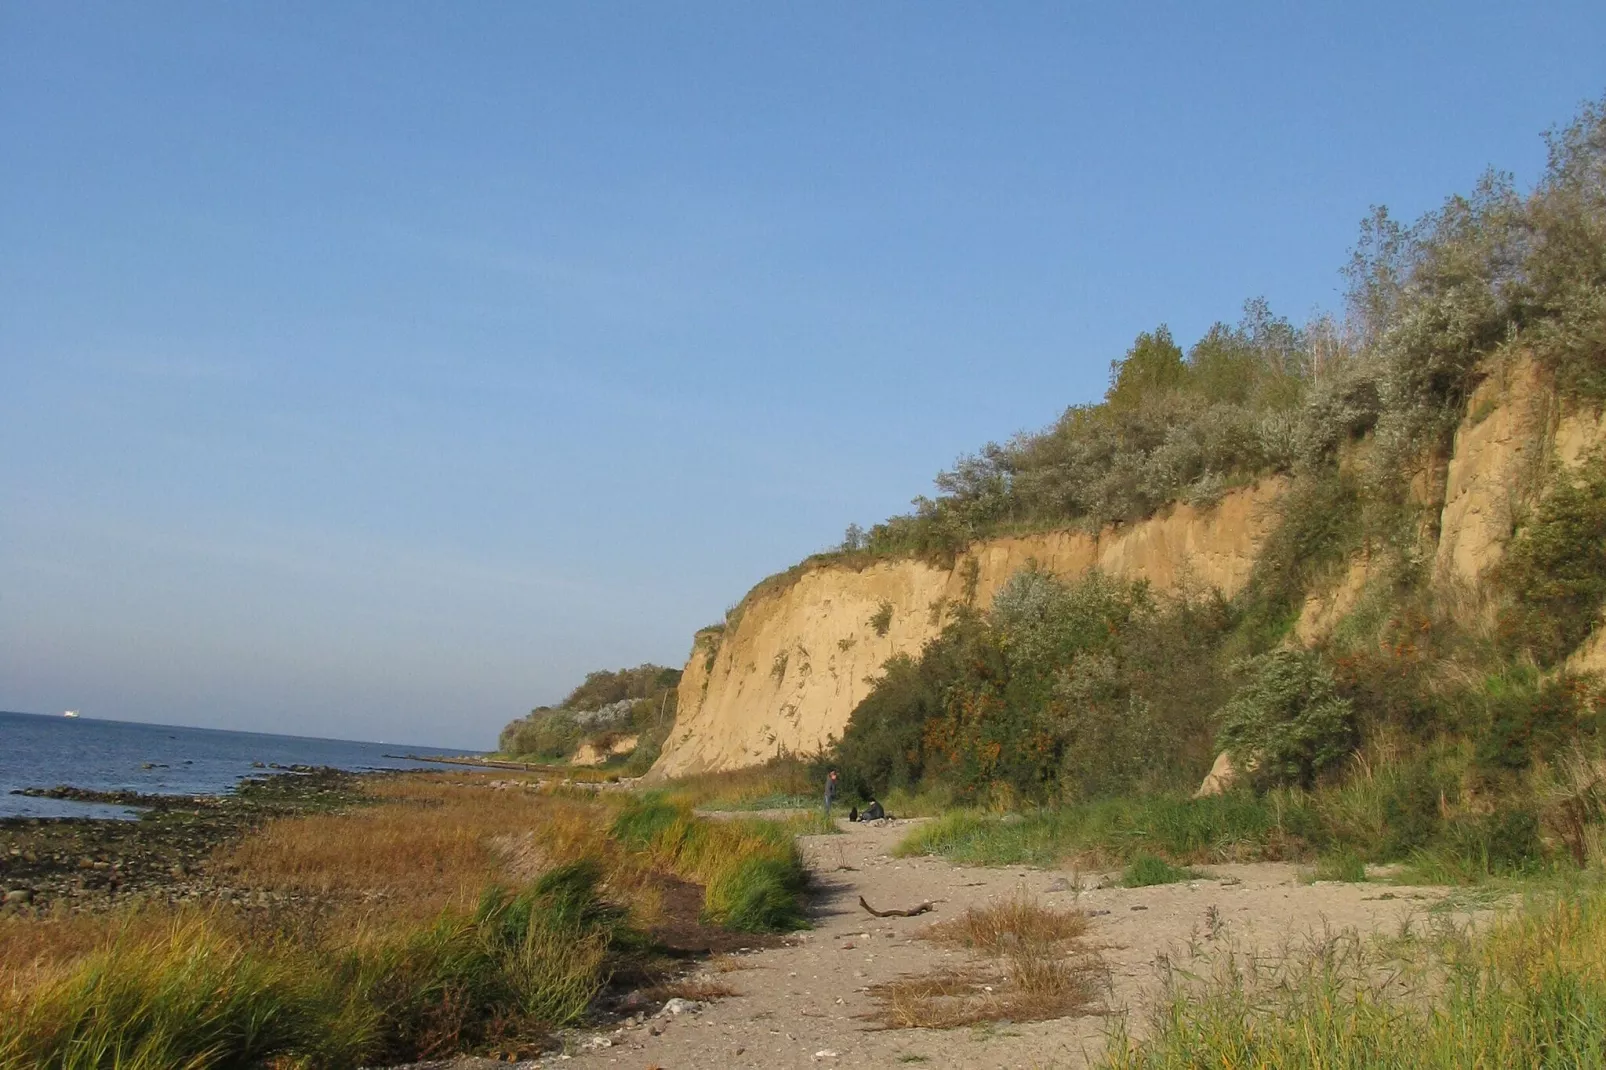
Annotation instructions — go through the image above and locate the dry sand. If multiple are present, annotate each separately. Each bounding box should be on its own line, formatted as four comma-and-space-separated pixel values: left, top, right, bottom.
518, 816, 1484, 1070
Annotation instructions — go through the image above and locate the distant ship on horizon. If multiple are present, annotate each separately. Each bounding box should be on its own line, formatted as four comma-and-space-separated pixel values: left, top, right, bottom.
62, 710, 79, 718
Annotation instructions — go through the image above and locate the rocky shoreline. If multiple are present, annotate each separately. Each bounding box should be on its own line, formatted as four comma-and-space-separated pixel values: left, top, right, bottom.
0, 767, 370, 913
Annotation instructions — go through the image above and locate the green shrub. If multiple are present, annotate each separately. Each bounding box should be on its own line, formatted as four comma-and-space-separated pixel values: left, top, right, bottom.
1217, 650, 1357, 790
1472, 669, 1603, 775
834, 567, 1225, 804
1311, 850, 1367, 882
497, 664, 681, 763
498, 711, 583, 762
1120, 854, 1198, 887
1378, 761, 1446, 858
1232, 470, 1363, 650
1499, 454, 1606, 665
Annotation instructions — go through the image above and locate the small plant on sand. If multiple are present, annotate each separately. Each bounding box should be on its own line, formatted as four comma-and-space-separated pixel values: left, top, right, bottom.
1310, 850, 1368, 883
1120, 854, 1199, 888
865, 895, 1104, 1029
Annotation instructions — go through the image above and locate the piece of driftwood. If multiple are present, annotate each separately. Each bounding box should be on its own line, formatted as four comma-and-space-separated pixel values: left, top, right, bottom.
859, 895, 934, 918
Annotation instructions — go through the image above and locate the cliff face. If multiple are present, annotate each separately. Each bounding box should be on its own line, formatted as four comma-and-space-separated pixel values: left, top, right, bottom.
650, 479, 1286, 778
1295, 351, 1606, 644
651, 353, 1606, 780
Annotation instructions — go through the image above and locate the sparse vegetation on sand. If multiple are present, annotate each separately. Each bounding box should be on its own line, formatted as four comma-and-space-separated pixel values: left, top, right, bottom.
1102, 888, 1606, 1068
866, 895, 1104, 1029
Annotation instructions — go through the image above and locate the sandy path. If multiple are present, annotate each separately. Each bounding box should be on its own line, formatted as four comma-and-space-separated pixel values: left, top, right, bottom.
535, 817, 1477, 1070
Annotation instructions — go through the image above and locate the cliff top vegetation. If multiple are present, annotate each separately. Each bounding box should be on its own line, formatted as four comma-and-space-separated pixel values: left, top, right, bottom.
827, 94, 1606, 567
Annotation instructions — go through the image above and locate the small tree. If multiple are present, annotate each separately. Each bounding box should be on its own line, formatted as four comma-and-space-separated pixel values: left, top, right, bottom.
841, 523, 866, 552
1216, 650, 1356, 790
1106, 326, 1186, 410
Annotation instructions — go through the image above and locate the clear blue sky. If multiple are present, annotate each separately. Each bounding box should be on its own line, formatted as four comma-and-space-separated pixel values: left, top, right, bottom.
3, 3, 1602, 749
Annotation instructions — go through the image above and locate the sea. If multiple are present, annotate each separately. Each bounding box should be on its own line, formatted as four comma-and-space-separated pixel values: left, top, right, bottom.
0, 710, 482, 820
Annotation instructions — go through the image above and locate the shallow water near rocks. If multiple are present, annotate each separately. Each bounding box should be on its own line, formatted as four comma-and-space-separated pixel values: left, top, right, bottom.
0, 709, 473, 819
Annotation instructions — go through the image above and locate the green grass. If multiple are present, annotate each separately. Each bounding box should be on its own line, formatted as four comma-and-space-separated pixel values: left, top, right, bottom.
1102, 888, 1606, 1068
891, 770, 1572, 884
611, 795, 811, 932
0, 917, 375, 1070
778, 810, 843, 836
691, 792, 814, 811
0, 860, 632, 1070
894, 794, 1286, 868
362, 860, 629, 1060
1311, 849, 1368, 883
1120, 854, 1200, 887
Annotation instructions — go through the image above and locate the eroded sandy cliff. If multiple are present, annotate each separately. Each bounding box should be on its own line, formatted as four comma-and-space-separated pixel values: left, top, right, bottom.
651, 480, 1286, 778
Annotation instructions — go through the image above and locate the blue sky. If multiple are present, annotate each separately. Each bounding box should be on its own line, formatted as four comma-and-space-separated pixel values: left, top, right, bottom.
3, 3, 1603, 749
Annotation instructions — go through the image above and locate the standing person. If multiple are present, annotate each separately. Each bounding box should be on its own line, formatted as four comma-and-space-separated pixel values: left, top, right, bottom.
823, 768, 839, 818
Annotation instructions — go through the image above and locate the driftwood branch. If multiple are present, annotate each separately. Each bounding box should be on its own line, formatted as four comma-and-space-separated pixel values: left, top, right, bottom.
859, 895, 934, 918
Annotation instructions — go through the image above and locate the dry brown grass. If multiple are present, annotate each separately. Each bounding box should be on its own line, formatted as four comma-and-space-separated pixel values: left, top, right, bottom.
643, 977, 739, 1002
213, 774, 666, 930
0, 909, 160, 992
865, 895, 1105, 1029
662, 759, 815, 810
3, 773, 681, 989
708, 953, 756, 973
922, 894, 1090, 954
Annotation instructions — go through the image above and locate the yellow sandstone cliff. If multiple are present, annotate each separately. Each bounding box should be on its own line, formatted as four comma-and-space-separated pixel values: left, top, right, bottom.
650, 480, 1286, 778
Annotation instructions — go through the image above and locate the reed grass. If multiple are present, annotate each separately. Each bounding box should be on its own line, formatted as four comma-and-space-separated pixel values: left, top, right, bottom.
662, 758, 817, 811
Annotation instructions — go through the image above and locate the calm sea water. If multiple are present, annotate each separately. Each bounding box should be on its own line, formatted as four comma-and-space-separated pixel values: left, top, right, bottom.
0, 710, 480, 820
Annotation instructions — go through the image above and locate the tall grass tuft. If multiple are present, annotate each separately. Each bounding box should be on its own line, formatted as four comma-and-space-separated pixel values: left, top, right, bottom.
1103, 890, 1606, 1068
612, 795, 810, 931
0, 861, 640, 1069
360, 860, 626, 1060
0, 915, 376, 1070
